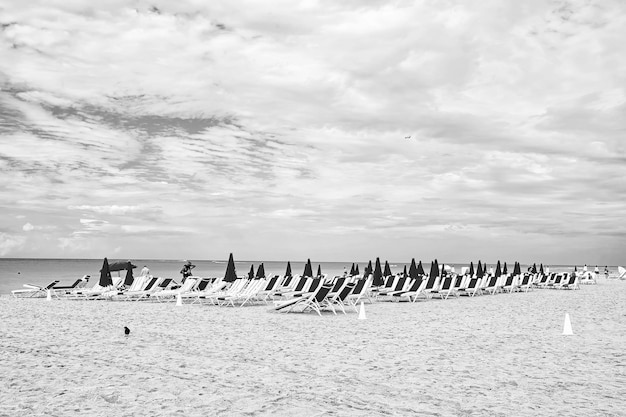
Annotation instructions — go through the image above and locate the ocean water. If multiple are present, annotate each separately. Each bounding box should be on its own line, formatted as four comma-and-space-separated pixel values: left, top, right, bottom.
0, 258, 586, 296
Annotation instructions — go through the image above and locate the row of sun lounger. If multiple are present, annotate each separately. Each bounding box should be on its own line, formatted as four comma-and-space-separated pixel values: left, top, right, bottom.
11, 268, 581, 316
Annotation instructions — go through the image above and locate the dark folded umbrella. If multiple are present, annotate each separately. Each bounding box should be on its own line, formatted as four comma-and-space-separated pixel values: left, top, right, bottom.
248, 264, 255, 280
284, 261, 292, 278
469, 261, 475, 276
408, 258, 418, 279
417, 261, 425, 276
256, 263, 266, 279
476, 261, 484, 279
383, 261, 392, 277
355, 264, 360, 276
123, 266, 134, 286
402, 265, 407, 278
373, 258, 384, 286
224, 253, 237, 282
539, 263, 544, 275
531, 263, 537, 274
303, 259, 313, 277
503, 262, 508, 275
99, 258, 113, 287
349, 263, 355, 276
428, 260, 438, 280
495, 260, 502, 278
316, 264, 322, 278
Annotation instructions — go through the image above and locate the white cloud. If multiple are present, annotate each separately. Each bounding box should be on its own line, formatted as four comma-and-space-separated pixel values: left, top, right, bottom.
0, 0, 625, 263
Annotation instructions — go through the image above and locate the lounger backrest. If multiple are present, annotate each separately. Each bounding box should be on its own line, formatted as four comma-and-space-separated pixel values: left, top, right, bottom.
293, 277, 309, 292
158, 278, 173, 289
440, 276, 453, 290
454, 275, 463, 288
313, 284, 333, 302
486, 275, 498, 287
306, 278, 321, 292
392, 277, 407, 291
407, 277, 423, 292
336, 283, 356, 301
331, 277, 346, 293
424, 275, 437, 290
263, 276, 279, 291
352, 278, 366, 294
196, 279, 212, 291
142, 277, 159, 291
45, 281, 60, 290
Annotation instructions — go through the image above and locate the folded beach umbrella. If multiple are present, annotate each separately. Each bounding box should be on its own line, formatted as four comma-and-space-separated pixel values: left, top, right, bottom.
433, 259, 440, 277
468, 261, 475, 276
531, 263, 537, 274
373, 258, 384, 286
303, 259, 313, 277
408, 258, 418, 279
417, 261, 426, 276
539, 263, 544, 275
428, 260, 438, 280
383, 261, 392, 277
363, 260, 372, 278
495, 261, 502, 278
574, 265, 577, 272
99, 258, 113, 287
476, 261, 484, 279
123, 264, 134, 286
284, 261, 292, 278
355, 264, 360, 276
316, 264, 322, 278
402, 265, 408, 278
440, 261, 447, 277
256, 263, 266, 279
503, 262, 508, 275
224, 253, 237, 282
349, 263, 355, 276
514, 261, 521, 276
248, 264, 255, 280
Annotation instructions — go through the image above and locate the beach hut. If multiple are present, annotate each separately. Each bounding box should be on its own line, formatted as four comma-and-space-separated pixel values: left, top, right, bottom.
303, 259, 313, 277
256, 263, 266, 279
284, 261, 292, 278
373, 258, 384, 287
248, 265, 255, 280
224, 253, 237, 282
383, 261, 392, 277
99, 258, 113, 287
316, 264, 323, 278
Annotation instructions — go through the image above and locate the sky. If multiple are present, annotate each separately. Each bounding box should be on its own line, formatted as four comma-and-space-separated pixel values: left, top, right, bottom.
1, 0, 625, 265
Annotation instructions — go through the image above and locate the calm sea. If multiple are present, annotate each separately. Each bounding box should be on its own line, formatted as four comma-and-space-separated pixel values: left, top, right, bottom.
0, 258, 583, 296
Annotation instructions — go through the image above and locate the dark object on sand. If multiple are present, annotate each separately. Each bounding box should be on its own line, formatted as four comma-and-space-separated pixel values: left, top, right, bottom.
124, 326, 130, 335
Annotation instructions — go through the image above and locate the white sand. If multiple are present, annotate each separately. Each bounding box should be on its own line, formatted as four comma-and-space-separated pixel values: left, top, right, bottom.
1, 281, 625, 416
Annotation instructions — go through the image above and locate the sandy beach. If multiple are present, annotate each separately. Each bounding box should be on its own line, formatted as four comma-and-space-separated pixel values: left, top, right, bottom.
1, 280, 625, 417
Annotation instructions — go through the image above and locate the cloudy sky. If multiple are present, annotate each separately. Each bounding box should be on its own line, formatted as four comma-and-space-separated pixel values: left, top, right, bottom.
1, 0, 625, 265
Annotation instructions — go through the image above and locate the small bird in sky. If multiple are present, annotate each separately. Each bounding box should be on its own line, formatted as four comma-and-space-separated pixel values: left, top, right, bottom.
405, 135, 412, 139
124, 326, 130, 335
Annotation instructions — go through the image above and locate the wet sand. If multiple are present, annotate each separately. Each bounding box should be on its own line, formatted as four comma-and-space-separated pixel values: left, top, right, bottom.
1, 280, 625, 416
